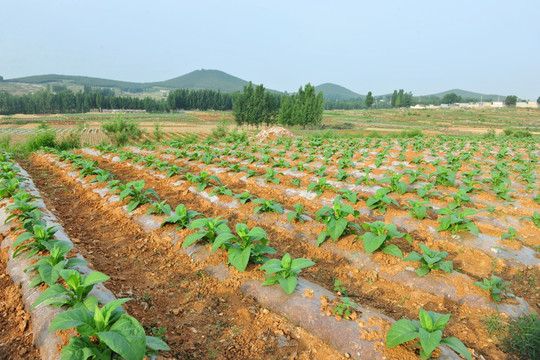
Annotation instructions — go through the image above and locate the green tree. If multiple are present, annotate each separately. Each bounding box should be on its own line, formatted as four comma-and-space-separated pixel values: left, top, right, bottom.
504, 95, 518, 106
391, 90, 397, 107
365, 91, 374, 108
537, 96, 540, 104
441, 93, 462, 104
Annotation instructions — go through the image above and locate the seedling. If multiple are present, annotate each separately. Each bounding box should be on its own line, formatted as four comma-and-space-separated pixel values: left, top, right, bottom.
212, 223, 276, 272
166, 164, 184, 178
12, 223, 59, 258
161, 204, 203, 229
288, 203, 307, 223
185, 171, 222, 191
501, 227, 523, 242
366, 188, 399, 214
260, 253, 315, 294
316, 199, 361, 246
386, 308, 471, 360
379, 171, 408, 195
209, 185, 233, 197
0, 178, 21, 199
90, 169, 114, 183
473, 275, 512, 302
404, 199, 432, 220
253, 198, 284, 214
183, 216, 231, 248
333, 297, 357, 320
339, 189, 359, 205
147, 201, 171, 216
436, 207, 479, 235
234, 191, 255, 204
33, 269, 110, 308
307, 177, 336, 196
404, 244, 453, 276
24, 241, 88, 287
119, 180, 160, 213
361, 221, 412, 258
520, 211, 540, 228
263, 168, 281, 184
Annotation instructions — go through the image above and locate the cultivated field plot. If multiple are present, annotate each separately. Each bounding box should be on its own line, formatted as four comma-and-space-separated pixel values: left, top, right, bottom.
15, 134, 540, 359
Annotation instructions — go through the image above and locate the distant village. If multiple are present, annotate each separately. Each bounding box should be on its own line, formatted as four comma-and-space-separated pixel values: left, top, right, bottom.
410, 101, 538, 109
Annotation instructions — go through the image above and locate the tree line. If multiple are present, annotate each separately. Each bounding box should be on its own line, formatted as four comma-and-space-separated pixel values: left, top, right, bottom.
232, 82, 324, 128
167, 89, 236, 111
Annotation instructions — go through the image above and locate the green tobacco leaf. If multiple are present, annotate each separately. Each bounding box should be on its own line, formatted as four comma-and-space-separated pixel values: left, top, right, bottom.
382, 244, 403, 258
363, 233, 387, 253
98, 315, 146, 360
419, 308, 434, 331
291, 258, 315, 270
83, 271, 110, 287
279, 275, 298, 294
440, 337, 472, 360
418, 328, 442, 358
328, 217, 348, 241
228, 245, 252, 272
417, 266, 430, 277
146, 335, 170, 351
385, 319, 419, 347
403, 251, 422, 262
33, 284, 69, 309
126, 200, 140, 213
50, 308, 94, 332
183, 231, 206, 248
61, 336, 104, 360
262, 275, 280, 286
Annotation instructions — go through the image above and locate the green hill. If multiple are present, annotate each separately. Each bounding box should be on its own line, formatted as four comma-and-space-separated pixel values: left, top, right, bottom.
428, 89, 504, 101
151, 69, 249, 92
315, 83, 361, 100
5, 74, 147, 91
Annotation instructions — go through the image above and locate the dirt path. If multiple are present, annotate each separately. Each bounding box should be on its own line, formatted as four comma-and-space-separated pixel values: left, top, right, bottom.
20, 157, 344, 360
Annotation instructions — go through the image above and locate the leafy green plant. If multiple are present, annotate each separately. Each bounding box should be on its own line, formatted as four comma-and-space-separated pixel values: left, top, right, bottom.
379, 171, 408, 194
185, 171, 222, 191
253, 198, 284, 214
119, 180, 160, 213
386, 308, 471, 360
501, 227, 523, 242
12, 223, 59, 258
360, 221, 412, 258
404, 199, 432, 220
290, 178, 301, 187
333, 296, 357, 320
212, 224, 276, 272
183, 216, 231, 248
260, 253, 315, 294
473, 275, 512, 302
404, 244, 453, 276
366, 188, 399, 214
263, 168, 281, 184
416, 183, 441, 200
436, 207, 479, 235
33, 269, 110, 309
234, 190, 255, 205
89, 169, 114, 183
161, 204, 203, 230
339, 189, 359, 205
520, 211, 540, 228
0, 178, 21, 199
316, 199, 361, 246
25, 241, 88, 287
166, 164, 184, 178
209, 185, 233, 197
287, 203, 307, 223
307, 177, 336, 197
147, 200, 171, 216
51, 297, 169, 360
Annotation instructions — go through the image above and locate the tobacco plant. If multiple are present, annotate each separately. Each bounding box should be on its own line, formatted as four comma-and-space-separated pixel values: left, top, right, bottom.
0, 178, 21, 199
50, 298, 169, 360
366, 188, 399, 214
404, 199, 432, 220
183, 216, 231, 248
473, 275, 512, 302
436, 207, 479, 235
119, 180, 160, 213
33, 269, 110, 309
260, 253, 315, 294
147, 200, 171, 216
404, 244, 453, 276
185, 171, 222, 191
234, 190, 255, 204
360, 221, 412, 258
386, 308, 471, 360
161, 204, 203, 230
212, 223, 276, 272
307, 177, 336, 197
25, 241, 88, 287
209, 185, 233, 197
253, 198, 284, 214
13, 223, 59, 258
288, 203, 307, 223
316, 199, 361, 246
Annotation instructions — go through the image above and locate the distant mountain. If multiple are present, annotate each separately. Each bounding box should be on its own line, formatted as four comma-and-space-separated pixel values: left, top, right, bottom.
5, 69, 266, 93
151, 69, 249, 92
315, 83, 361, 100
426, 89, 505, 101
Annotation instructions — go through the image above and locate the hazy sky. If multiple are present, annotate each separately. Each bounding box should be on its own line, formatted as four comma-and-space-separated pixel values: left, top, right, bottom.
1, 0, 539, 99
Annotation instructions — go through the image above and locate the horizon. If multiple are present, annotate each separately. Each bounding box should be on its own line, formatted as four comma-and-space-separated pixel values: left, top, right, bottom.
1, 0, 539, 100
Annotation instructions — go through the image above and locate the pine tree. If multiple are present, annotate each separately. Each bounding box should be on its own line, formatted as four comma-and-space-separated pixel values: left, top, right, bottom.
365, 91, 374, 108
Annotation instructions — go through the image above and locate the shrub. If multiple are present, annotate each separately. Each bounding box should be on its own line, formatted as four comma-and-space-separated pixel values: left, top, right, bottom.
102, 114, 143, 146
